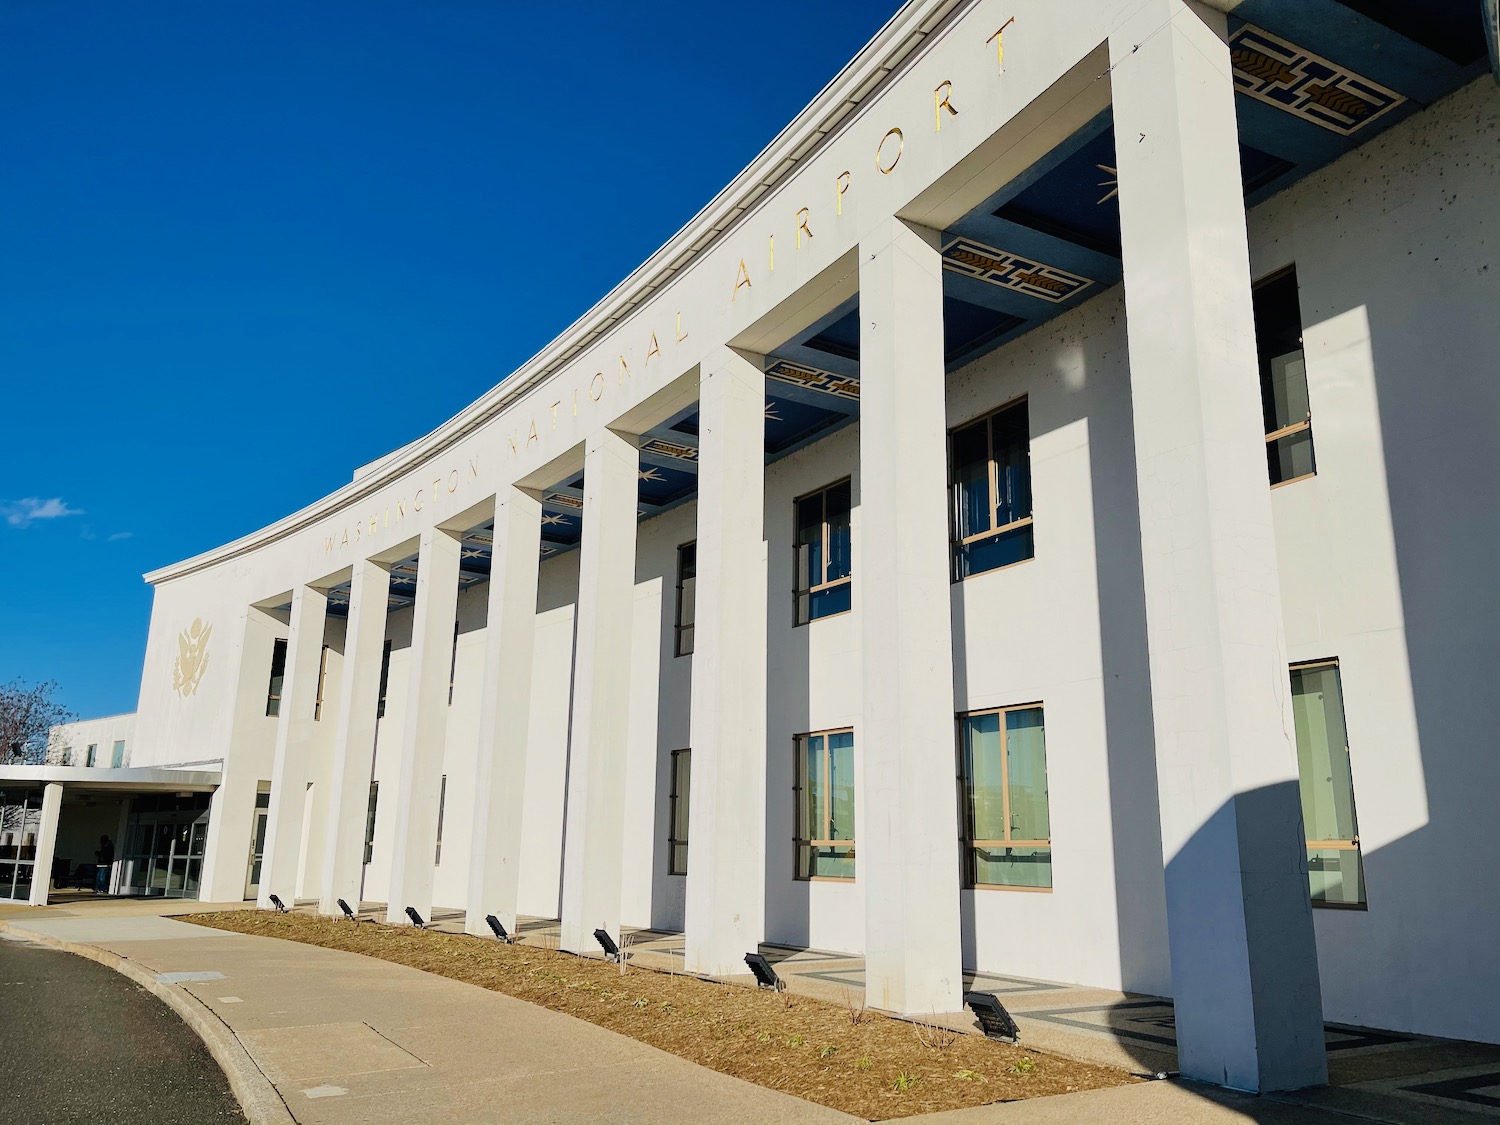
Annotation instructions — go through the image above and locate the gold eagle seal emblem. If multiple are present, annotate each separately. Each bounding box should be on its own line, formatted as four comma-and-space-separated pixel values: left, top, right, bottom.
172, 617, 213, 698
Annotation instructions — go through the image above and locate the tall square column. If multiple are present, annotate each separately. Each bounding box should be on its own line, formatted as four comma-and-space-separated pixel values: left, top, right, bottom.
465, 488, 543, 936
385, 527, 463, 924
683, 348, 768, 976
259, 583, 328, 908
559, 428, 639, 953
319, 558, 391, 915
857, 217, 964, 1016
28, 782, 63, 906
1111, 0, 1325, 1091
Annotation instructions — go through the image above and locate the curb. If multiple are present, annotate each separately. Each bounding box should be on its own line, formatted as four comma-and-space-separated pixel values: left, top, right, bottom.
0, 919, 295, 1125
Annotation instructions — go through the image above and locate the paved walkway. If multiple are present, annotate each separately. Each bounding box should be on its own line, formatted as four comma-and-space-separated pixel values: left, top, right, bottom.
1, 897, 1496, 1124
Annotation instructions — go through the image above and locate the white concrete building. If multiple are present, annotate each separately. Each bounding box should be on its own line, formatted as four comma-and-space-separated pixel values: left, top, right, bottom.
4, 0, 1497, 1093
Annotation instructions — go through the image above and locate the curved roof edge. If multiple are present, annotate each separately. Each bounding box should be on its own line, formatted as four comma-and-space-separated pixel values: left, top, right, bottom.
145, 0, 963, 587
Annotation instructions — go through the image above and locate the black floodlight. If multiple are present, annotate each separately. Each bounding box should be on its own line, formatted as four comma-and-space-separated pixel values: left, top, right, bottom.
744, 952, 783, 991
485, 914, 512, 943
268, 894, 287, 913
337, 898, 357, 921
593, 928, 620, 961
964, 991, 1020, 1044
405, 906, 426, 929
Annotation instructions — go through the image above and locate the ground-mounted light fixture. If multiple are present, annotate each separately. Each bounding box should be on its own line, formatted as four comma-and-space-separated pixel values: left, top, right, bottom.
593, 928, 620, 962
405, 907, 426, 929
963, 991, 1020, 1044
485, 914, 513, 943
744, 952, 784, 991
268, 894, 287, 913
337, 898, 357, 922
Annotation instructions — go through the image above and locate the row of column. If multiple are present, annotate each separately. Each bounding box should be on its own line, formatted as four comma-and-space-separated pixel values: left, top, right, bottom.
255, 0, 1322, 1091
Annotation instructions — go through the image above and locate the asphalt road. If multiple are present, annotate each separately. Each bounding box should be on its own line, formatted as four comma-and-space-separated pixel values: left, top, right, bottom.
0, 933, 245, 1125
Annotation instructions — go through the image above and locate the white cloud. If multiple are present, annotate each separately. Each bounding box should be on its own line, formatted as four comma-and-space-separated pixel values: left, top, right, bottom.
1, 497, 84, 528
107, 531, 133, 541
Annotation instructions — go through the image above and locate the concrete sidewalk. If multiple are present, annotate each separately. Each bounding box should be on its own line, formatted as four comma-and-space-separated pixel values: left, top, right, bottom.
0, 899, 1487, 1125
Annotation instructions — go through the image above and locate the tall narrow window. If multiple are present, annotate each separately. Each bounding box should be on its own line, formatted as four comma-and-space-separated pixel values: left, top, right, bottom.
1254, 267, 1316, 486
1291, 661, 1364, 906
265, 639, 289, 717
675, 542, 697, 657
85, 744, 97, 768
434, 774, 447, 866
668, 748, 691, 875
363, 782, 379, 865
448, 622, 460, 705
111, 740, 125, 768
794, 729, 855, 879
313, 645, 330, 721
959, 705, 1052, 889
950, 399, 1034, 580
793, 479, 853, 625
376, 640, 393, 719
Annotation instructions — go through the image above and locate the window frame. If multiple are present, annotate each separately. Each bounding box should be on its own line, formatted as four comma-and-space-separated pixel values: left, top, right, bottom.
1290, 658, 1366, 909
792, 727, 856, 882
667, 747, 690, 875
674, 542, 696, 658
110, 740, 125, 768
949, 397, 1035, 582
792, 478, 854, 626
957, 702, 1053, 892
313, 644, 330, 721
265, 638, 289, 717
85, 743, 97, 768
1254, 265, 1317, 489
376, 639, 393, 719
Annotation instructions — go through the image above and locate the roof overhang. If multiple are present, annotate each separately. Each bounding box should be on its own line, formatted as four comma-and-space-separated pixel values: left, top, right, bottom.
0, 764, 223, 793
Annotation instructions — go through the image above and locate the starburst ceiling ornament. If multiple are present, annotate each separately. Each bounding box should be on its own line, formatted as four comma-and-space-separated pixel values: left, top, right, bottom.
1095, 164, 1118, 204
764, 402, 782, 422
638, 466, 665, 483
541, 513, 571, 527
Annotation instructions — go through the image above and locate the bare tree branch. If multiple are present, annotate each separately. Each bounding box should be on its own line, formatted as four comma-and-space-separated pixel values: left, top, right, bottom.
0, 680, 77, 765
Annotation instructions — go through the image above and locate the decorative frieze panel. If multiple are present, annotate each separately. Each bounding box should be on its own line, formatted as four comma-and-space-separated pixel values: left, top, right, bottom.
940, 238, 1094, 303
1230, 25, 1405, 136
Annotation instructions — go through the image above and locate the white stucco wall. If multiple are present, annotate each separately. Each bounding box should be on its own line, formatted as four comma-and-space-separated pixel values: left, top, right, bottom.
49, 713, 136, 768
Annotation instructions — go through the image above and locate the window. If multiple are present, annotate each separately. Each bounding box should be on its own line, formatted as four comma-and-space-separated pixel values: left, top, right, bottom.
794, 480, 852, 625
434, 774, 447, 866
265, 639, 288, 717
313, 645, 330, 721
376, 640, 393, 719
448, 622, 460, 705
1254, 267, 1316, 486
363, 782, 379, 865
950, 399, 1034, 580
675, 542, 697, 657
85, 744, 97, 768
1291, 661, 1364, 907
958, 705, 1052, 889
794, 729, 855, 879
110, 740, 125, 768
668, 748, 691, 875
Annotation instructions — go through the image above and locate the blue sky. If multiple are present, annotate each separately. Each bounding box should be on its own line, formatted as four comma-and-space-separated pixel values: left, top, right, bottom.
1, 0, 900, 720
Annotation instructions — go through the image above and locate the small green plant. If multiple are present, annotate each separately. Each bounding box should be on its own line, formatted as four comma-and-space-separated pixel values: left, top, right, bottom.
756, 1031, 772, 1044
686, 1008, 699, 1017
818, 1044, 838, 1059
786, 1034, 805, 1048
891, 1072, 919, 1092
1011, 1056, 1036, 1075
632, 997, 649, 1010
953, 1068, 986, 1083
855, 1056, 873, 1070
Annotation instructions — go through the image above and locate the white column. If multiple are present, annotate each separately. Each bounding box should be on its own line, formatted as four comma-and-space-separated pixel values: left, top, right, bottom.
559, 428, 639, 953
259, 585, 328, 908
683, 348, 768, 976
857, 216, 964, 1016
319, 558, 391, 915
28, 783, 63, 906
464, 488, 543, 936
385, 527, 463, 924
1111, 0, 1325, 1092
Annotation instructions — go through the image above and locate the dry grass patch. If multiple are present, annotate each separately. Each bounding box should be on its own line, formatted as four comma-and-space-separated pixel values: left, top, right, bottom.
185, 911, 1135, 1119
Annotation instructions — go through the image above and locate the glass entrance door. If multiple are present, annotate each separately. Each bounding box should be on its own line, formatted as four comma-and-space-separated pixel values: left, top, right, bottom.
0, 789, 42, 902
121, 793, 212, 898
244, 789, 270, 900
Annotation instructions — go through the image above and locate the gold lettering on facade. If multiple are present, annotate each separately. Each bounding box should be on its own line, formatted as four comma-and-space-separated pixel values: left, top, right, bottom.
414, 491, 424, 512
341, 529, 350, 548
526, 420, 539, 447
876, 127, 904, 174
934, 80, 958, 130
796, 207, 812, 248
676, 312, 687, 342
397, 499, 406, 520
644, 332, 660, 365
590, 372, 605, 401
353, 524, 361, 543
550, 401, 561, 429
468, 456, 479, 479
618, 355, 630, 384
369, 516, 378, 535
733, 257, 752, 299
836, 170, 850, 215
768, 233, 775, 272
988, 17, 1015, 71
446, 469, 458, 493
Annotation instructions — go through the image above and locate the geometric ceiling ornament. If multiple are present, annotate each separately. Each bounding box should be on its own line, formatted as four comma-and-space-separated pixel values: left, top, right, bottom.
1230, 24, 1405, 136
640, 437, 700, 463
543, 491, 583, 509
766, 359, 861, 400
940, 237, 1094, 303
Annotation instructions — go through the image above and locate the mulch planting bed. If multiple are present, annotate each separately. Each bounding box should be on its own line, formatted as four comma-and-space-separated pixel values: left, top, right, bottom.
185, 911, 1136, 1119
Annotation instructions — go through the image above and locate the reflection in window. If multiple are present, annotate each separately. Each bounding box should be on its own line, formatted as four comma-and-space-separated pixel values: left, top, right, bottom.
675, 543, 696, 657
959, 705, 1052, 889
1291, 661, 1364, 906
668, 748, 690, 875
1254, 268, 1316, 485
265, 639, 288, 717
950, 399, 1034, 580
794, 480, 853, 625
794, 730, 855, 879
